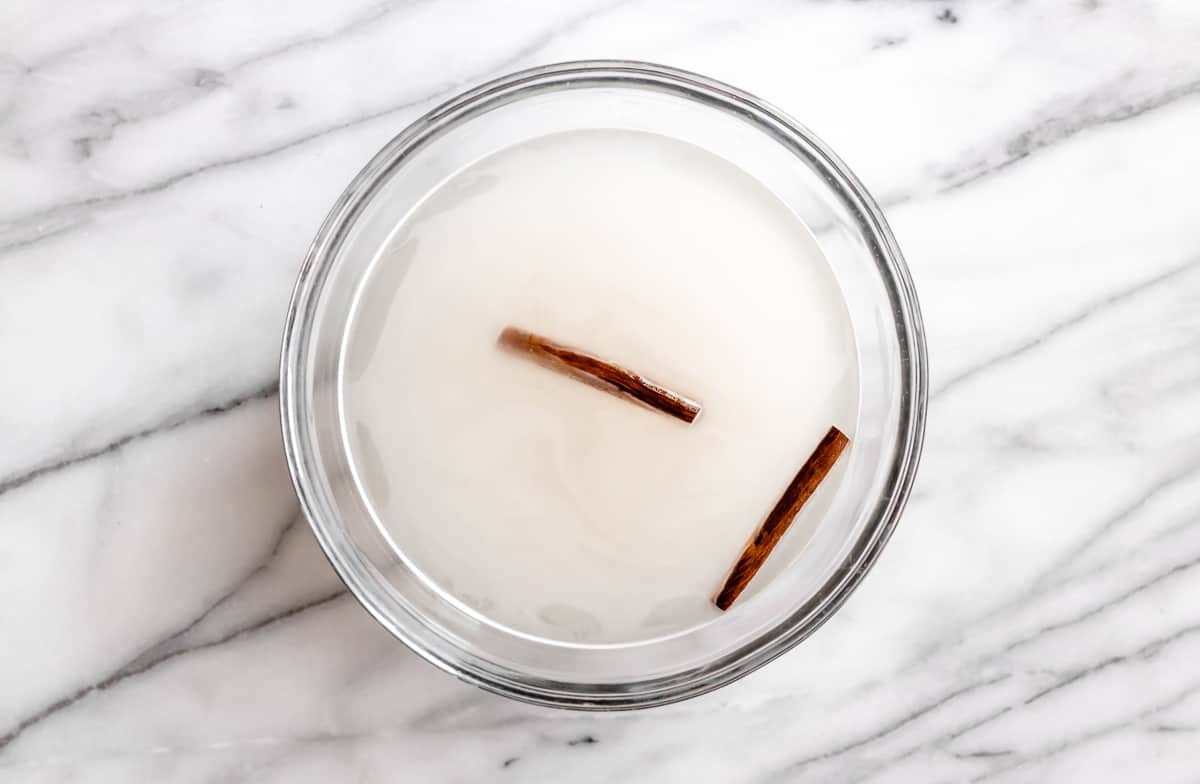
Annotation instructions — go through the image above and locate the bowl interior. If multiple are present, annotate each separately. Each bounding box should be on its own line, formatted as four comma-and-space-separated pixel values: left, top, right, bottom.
281, 61, 926, 709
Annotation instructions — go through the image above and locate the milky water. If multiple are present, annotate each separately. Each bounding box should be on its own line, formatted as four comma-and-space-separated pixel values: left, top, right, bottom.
341, 129, 859, 644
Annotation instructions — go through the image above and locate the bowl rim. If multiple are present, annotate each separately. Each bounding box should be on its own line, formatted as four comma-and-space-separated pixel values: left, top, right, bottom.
280, 59, 928, 710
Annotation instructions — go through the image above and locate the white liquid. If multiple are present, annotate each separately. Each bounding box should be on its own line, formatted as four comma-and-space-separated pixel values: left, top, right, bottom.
342, 130, 858, 644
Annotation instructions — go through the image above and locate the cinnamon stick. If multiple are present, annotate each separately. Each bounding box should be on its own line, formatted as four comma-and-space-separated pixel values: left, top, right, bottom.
497, 326, 702, 424
714, 426, 850, 611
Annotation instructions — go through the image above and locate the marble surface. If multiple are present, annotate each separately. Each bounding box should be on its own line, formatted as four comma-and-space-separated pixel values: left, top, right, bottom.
2, 1, 1200, 780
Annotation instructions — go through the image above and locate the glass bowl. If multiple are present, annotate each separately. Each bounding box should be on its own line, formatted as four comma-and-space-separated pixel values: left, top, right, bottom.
280, 61, 927, 709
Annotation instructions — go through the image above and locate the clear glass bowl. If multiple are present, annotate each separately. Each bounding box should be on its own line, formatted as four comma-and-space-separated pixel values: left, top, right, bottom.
280, 61, 927, 709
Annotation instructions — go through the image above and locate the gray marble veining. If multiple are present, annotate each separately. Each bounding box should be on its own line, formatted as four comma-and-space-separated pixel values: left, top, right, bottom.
2, 1, 1200, 781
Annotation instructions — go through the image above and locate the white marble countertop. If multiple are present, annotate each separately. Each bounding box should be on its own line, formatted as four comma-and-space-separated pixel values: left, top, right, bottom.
3, 2, 1200, 781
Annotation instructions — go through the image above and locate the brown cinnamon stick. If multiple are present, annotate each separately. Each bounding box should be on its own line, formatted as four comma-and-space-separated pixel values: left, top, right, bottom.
714, 426, 850, 610
498, 326, 702, 424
